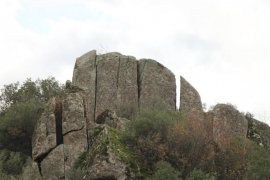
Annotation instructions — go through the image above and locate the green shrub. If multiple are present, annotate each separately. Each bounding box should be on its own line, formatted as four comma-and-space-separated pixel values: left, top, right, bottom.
0, 150, 27, 175
147, 161, 180, 180
123, 109, 213, 176
73, 151, 87, 170
187, 169, 216, 180
246, 142, 270, 180
125, 109, 181, 140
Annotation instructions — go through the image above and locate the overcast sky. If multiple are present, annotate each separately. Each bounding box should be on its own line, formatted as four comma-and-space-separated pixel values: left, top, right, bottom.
1, 0, 270, 124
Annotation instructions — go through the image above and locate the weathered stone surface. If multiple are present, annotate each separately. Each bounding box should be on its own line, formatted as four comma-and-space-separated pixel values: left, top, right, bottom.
62, 92, 88, 172
32, 98, 57, 161
138, 59, 176, 111
180, 76, 203, 116
72, 50, 97, 91
62, 93, 86, 134
95, 53, 138, 119
87, 125, 132, 180
63, 129, 87, 173
41, 145, 65, 180
116, 55, 138, 118
21, 161, 42, 180
96, 110, 128, 130
247, 117, 270, 148
212, 104, 248, 148
72, 50, 96, 130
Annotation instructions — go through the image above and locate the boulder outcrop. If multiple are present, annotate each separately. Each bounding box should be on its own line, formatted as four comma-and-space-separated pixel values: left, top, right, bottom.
32, 51, 176, 179
211, 104, 248, 148
32, 50, 265, 179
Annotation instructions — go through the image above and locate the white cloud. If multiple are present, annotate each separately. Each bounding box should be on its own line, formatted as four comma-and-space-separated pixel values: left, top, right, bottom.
0, 0, 270, 124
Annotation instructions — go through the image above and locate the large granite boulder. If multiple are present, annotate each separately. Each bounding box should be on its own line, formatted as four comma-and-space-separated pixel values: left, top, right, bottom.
180, 76, 203, 116
138, 59, 176, 111
212, 104, 248, 148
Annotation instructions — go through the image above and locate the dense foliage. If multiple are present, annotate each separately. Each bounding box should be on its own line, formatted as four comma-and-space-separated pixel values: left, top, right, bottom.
123, 109, 270, 179
0, 77, 64, 176
0, 77, 270, 179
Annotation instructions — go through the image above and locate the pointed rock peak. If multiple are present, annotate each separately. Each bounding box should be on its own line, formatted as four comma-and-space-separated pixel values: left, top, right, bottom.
180, 76, 203, 114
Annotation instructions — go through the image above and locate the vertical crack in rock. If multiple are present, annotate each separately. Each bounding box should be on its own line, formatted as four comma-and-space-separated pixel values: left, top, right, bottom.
35, 145, 59, 176
137, 61, 140, 110
137, 60, 147, 110
116, 56, 121, 89
54, 97, 63, 145
138, 59, 176, 111
83, 98, 90, 150
94, 55, 98, 123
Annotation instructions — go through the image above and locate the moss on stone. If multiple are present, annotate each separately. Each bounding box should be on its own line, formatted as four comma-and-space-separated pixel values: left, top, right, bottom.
108, 127, 143, 177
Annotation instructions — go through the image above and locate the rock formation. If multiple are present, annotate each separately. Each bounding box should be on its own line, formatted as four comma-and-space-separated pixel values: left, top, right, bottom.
32, 51, 176, 179
211, 104, 248, 148
32, 50, 263, 179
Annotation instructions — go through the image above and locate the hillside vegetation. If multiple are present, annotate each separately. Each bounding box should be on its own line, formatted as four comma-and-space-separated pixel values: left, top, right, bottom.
0, 78, 270, 179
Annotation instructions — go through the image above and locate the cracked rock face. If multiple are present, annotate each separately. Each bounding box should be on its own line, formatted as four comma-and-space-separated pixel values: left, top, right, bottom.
32, 51, 177, 179
32, 98, 58, 161
95, 53, 139, 119
32, 92, 88, 179
72, 50, 97, 134
41, 144, 65, 179
62, 93, 88, 173
138, 59, 176, 111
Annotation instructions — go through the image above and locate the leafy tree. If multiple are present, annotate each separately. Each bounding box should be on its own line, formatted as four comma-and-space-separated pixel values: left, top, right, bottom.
0, 77, 64, 173
0, 101, 43, 154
